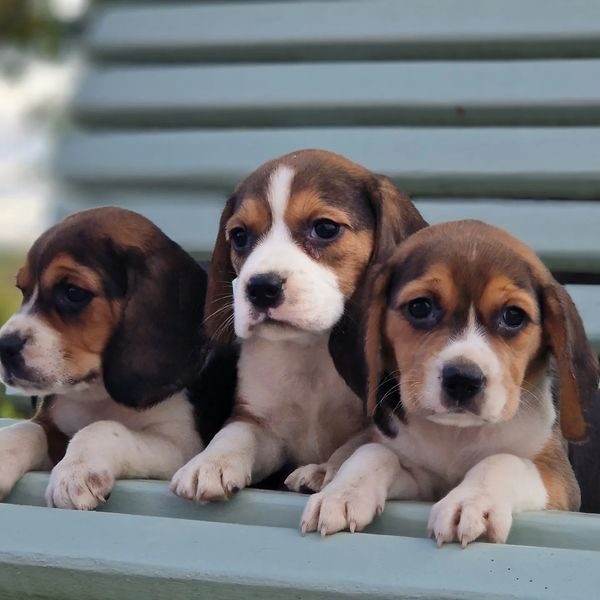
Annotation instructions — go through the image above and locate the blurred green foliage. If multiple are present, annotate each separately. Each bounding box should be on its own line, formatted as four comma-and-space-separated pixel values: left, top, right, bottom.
0, 0, 62, 56
0, 252, 29, 418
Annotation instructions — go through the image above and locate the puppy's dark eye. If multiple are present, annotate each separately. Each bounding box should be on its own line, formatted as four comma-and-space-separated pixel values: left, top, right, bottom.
230, 227, 249, 251
310, 219, 341, 241
408, 298, 432, 319
55, 283, 93, 313
500, 306, 527, 329
65, 286, 91, 304
403, 297, 441, 329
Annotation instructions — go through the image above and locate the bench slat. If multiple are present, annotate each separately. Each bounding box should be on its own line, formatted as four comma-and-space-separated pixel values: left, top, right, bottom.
0, 501, 599, 599
74, 60, 600, 128
55, 195, 600, 272
5, 472, 600, 552
89, 0, 600, 63
56, 127, 600, 198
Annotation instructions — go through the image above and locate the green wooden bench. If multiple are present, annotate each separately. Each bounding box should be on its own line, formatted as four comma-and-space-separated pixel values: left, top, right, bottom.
3, 0, 600, 597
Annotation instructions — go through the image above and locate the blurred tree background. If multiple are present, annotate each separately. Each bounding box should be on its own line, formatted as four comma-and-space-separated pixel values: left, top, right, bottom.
0, 0, 85, 63
0, 254, 23, 417
0, 0, 87, 417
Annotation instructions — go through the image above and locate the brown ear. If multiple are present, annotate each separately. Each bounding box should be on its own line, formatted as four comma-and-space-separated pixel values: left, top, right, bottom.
329, 176, 426, 401
542, 280, 599, 442
205, 196, 237, 344
103, 240, 208, 408
369, 175, 428, 264
364, 265, 394, 416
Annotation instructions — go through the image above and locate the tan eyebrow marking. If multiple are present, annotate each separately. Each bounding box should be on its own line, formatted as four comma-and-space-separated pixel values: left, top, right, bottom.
226, 197, 271, 237
480, 275, 539, 324
395, 264, 458, 313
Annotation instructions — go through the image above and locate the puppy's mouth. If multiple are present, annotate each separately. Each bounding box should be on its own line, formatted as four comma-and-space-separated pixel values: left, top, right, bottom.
426, 408, 488, 427
249, 311, 298, 330
1, 367, 100, 396
1, 370, 52, 395
264, 316, 296, 328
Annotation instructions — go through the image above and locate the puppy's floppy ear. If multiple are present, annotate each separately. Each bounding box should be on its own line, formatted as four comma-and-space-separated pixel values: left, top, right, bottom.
204, 196, 236, 344
103, 240, 207, 408
364, 265, 395, 416
329, 175, 426, 400
541, 279, 599, 442
368, 175, 428, 265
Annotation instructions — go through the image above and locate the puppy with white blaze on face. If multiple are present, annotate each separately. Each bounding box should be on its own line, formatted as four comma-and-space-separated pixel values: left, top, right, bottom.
301, 220, 598, 545
0, 207, 236, 509
170, 149, 427, 501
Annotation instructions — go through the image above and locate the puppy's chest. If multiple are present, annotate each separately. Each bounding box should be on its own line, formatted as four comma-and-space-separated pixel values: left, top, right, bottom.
380, 411, 553, 495
238, 337, 363, 463
49, 388, 192, 438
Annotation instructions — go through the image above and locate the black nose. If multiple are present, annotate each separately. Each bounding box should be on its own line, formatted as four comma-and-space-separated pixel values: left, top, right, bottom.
441, 363, 485, 404
0, 334, 26, 365
246, 273, 283, 309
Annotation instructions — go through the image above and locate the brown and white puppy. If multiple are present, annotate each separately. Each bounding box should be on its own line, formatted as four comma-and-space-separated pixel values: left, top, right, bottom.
302, 220, 598, 545
0, 207, 236, 509
170, 149, 426, 501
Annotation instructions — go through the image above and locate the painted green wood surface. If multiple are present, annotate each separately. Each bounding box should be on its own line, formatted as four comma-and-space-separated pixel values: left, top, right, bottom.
6, 472, 600, 552
74, 60, 600, 128
89, 0, 600, 63
55, 194, 600, 272
1, 475, 600, 599
56, 127, 600, 198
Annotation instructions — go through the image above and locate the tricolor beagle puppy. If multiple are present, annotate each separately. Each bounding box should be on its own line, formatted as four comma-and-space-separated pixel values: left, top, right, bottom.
170, 149, 427, 501
0, 208, 236, 509
301, 220, 598, 545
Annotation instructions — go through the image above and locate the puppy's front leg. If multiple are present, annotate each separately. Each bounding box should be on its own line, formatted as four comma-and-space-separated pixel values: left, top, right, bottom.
427, 453, 549, 547
0, 421, 51, 499
171, 419, 285, 502
47, 420, 200, 510
301, 443, 420, 536
285, 428, 373, 493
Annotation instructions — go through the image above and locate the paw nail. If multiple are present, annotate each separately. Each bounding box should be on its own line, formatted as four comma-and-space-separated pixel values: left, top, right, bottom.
349, 521, 356, 534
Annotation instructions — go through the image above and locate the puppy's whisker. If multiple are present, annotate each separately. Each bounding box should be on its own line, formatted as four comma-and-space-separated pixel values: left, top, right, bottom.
203, 303, 234, 325
211, 313, 235, 342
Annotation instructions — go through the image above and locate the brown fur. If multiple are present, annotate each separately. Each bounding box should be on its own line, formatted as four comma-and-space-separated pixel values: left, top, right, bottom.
14, 206, 209, 409
365, 221, 597, 440
205, 149, 427, 354
535, 432, 581, 510
362, 220, 597, 510
37, 255, 122, 383
31, 398, 69, 465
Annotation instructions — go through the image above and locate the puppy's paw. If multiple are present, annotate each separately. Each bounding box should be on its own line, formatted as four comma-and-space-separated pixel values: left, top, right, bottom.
427, 489, 512, 547
170, 454, 251, 502
300, 482, 385, 536
46, 460, 114, 510
285, 464, 326, 493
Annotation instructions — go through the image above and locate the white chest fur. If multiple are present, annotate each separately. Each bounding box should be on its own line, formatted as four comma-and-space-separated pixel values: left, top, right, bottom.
238, 333, 363, 465
379, 378, 556, 498
50, 386, 197, 441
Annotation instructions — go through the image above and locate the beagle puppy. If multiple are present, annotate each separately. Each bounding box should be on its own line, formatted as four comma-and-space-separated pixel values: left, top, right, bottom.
170, 149, 427, 501
301, 220, 598, 545
0, 207, 236, 509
